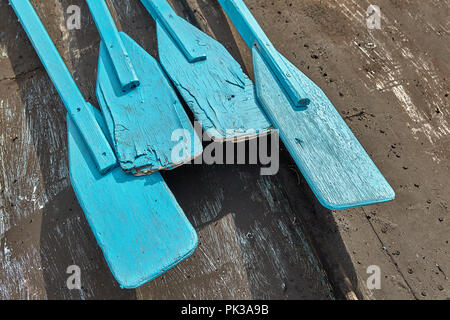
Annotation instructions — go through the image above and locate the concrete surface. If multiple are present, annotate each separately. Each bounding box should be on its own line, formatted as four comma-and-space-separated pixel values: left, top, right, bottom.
0, 0, 449, 300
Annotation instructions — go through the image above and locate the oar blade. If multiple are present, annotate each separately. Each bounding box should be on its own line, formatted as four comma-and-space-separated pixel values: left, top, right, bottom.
156, 17, 272, 141
67, 106, 198, 288
253, 48, 395, 209
96, 32, 203, 175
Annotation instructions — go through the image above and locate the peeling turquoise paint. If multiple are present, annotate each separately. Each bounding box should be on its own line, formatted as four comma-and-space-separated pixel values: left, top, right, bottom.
10, 0, 198, 288
140, 0, 272, 142
68, 105, 198, 289
88, 0, 203, 175
218, 0, 395, 209
9, 0, 117, 174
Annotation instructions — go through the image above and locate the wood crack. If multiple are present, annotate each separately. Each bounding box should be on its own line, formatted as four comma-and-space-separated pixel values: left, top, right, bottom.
0, 67, 42, 83
362, 207, 419, 300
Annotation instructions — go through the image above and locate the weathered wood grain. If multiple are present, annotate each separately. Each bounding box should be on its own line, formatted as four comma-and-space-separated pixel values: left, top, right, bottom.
140, 0, 273, 142
0, 0, 335, 299
1, 0, 447, 300
96, 32, 203, 174
8, 0, 199, 290
160, 162, 334, 299
10, 0, 117, 174
254, 49, 395, 209
239, 0, 449, 299
86, 0, 140, 92
136, 214, 252, 299
0, 0, 73, 238
141, 0, 207, 63
219, 0, 395, 210
90, 0, 203, 174
68, 104, 198, 289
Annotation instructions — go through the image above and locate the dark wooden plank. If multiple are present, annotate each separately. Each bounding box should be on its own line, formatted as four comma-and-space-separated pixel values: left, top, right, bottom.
0, 0, 334, 299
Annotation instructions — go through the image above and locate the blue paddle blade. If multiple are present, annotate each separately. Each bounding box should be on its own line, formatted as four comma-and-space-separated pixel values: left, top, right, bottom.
253, 47, 395, 210
96, 32, 203, 175
67, 106, 198, 288
156, 18, 272, 142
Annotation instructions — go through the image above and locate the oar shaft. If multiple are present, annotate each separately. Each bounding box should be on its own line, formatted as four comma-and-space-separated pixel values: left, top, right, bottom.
218, 0, 310, 109
140, 0, 206, 63
10, 0, 117, 173
221, 0, 270, 48
86, 0, 139, 92
11, 0, 85, 116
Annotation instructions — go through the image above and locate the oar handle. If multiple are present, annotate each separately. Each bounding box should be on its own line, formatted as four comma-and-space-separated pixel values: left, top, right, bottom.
10, 0, 117, 173
218, 0, 310, 109
140, 0, 206, 63
86, 0, 139, 92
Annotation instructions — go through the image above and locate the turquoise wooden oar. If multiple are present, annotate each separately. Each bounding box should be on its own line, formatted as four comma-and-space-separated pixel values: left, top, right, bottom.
10, 0, 198, 288
218, 0, 395, 209
86, 0, 202, 176
140, 0, 272, 142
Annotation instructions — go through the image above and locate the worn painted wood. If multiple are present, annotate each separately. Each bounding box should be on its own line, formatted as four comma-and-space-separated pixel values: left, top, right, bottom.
2, 0, 448, 300
89, 0, 203, 175
86, 0, 139, 92
10, 0, 199, 289
68, 104, 198, 289
9, 0, 117, 175
218, 0, 310, 109
218, 0, 395, 209
136, 214, 253, 299
0, 0, 337, 299
96, 32, 203, 175
141, 0, 206, 63
140, 0, 272, 142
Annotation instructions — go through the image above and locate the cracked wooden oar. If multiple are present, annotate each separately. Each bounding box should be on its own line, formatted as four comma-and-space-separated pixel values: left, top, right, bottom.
10, 0, 198, 288
140, 0, 272, 142
87, 0, 202, 175
218, 0, 395, 209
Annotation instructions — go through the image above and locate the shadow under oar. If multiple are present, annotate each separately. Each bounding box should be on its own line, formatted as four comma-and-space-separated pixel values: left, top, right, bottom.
163, 0, 363, 300
40, 188, 135, 299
